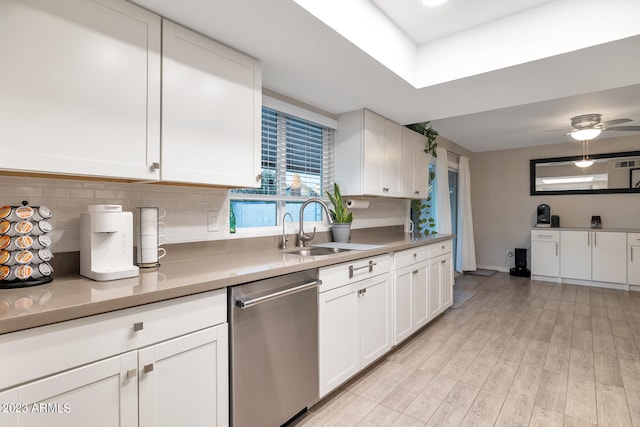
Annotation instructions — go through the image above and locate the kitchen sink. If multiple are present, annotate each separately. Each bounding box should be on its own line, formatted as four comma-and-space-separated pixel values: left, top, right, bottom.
286, 247, 352, 257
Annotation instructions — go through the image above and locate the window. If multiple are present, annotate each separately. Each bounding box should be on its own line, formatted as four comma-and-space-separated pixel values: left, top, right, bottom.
231, 106, 335, 228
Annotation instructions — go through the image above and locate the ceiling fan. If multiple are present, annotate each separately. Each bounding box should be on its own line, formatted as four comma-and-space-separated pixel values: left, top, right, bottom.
567, 113, 640, 141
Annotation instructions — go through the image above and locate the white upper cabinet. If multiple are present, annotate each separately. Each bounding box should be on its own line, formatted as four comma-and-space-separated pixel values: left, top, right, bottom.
401, 127, 430, 198
161, 20, 262, 187
0, 0, 161, 180
336, 110, 405, 197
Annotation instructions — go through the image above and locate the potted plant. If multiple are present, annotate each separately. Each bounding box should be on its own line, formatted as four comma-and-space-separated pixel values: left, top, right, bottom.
326, 182, 353, 242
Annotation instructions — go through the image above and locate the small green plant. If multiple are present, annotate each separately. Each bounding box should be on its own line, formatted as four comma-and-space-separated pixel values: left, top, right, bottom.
406, 121, 439, 157
325, 183, 353, 223
410, 170, 437, 236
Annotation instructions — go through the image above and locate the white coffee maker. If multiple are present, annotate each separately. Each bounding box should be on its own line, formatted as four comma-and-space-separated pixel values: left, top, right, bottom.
80, 205, 139, 281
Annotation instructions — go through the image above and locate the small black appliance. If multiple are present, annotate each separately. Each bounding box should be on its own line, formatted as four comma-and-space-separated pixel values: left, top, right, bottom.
551, 215, 560, 228
510, 248, 531, 277
591, 215, 602, 228
536, 204, 551, 227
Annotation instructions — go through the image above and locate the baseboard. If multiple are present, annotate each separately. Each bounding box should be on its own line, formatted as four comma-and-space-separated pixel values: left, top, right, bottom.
558, 278, 628, 291
477, 265, 508, 273
531, 275, 562, 284
630, 285, 640, 292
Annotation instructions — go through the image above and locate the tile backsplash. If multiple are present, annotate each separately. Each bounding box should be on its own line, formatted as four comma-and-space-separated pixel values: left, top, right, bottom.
1, 176, 408, 253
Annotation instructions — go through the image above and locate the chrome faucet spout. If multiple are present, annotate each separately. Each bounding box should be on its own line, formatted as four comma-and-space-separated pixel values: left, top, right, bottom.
298, 198, 334, 247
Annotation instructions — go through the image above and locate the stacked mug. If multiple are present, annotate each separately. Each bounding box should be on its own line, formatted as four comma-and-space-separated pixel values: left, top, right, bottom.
136, 207, 166, 268
0, 201, 54, 287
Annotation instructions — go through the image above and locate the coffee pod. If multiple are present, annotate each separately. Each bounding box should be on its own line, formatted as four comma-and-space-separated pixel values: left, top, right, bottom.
31, 206, 52, 221
7, 206, 34, 222
31, 235, 52, 249
4, 265, 33, 281
31, 262, 53, 279
6, 236, 34, 251
4, 250, 34, 266
30, 220, 52, 235
32, 248, 53, 264
5, 221, 34, 236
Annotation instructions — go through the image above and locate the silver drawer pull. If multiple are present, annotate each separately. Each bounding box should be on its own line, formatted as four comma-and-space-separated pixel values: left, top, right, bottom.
357, 288, 367, 296
412, 270, 419, 275
126, 369, 137, 379
133, 322, 144, 332
349, 260, 377, 278
236, 281, 319, 309
143, 364, 154, 374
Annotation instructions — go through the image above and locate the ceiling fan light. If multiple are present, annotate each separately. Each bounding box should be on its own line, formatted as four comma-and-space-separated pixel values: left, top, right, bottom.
421, 0, 447, 6
574, 159, 594, 168
571, 128, 601, 141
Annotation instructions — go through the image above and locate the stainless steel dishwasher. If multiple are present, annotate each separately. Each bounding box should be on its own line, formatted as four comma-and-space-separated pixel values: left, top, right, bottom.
229, 269, 319, 427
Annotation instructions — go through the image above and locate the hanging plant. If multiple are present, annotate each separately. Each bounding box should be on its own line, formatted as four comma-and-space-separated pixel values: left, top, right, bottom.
406, 121, 439, 157
410, 170, 437, 236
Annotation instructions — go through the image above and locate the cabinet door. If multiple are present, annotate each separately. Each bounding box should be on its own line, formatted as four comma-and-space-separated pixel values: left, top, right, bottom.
440, 255, 454, 310
318, 283, 359, 398
10, 352, 137, 427
560, 231, 591, 280
138, 324, 229, 427
429, 257, 443, 319
629, 246, 640, 286
413, 262, 430, 329
161, 20, 261, 187
531, 240, 560, 277
360, 274, 392, 368
382, 119, 402, 196
393, 266, 413, 345
592, 232, 627, 284
413, 134, 430, 198
0, 0, 161, 180
362, 110, 386, 195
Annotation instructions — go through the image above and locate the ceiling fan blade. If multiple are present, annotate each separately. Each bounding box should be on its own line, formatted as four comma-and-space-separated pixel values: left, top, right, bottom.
604, 126, 640, 131
603, 118, 632, 127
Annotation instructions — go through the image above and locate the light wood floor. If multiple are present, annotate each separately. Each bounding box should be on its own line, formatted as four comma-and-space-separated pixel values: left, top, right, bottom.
296, 273, 640, 426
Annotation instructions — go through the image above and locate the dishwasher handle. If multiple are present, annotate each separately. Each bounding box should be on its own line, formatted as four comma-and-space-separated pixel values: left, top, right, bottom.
235, 280, 320, 309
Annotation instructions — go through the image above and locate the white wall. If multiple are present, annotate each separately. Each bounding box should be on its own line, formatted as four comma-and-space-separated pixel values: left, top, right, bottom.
470, 134, 640, 271
0, 176, 408, 253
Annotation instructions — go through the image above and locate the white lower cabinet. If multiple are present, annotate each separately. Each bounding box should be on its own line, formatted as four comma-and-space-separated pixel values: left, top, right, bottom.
560, 230, 626, 284
318, 255, 392, 398
429, 253, 453, 319
531, 230, 560, 277
0, 290, 228, 427
5, 352, 138, 427
392, 247, 429, 345
628, 233, 640, 287
138, 325, 228, 427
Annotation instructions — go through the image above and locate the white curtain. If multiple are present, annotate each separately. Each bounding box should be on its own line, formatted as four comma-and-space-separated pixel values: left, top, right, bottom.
435, 146, 452, 234
456, 156, 477, 272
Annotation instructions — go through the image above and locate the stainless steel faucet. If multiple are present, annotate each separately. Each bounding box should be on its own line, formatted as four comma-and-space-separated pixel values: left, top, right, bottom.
281, 212, 294, 249
298, 198, 334, 247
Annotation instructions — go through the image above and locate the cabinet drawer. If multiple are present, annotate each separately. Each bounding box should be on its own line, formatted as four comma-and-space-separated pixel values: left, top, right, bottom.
319, 254, 391, 293
531, 230, 559, 242
0, 289, 226, 391
429, 240, 453, 258
394, 246, 429, 269
628, 233, 640, 245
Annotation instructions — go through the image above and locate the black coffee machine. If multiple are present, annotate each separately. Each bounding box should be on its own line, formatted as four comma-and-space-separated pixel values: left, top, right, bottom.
536, 204, 551, 227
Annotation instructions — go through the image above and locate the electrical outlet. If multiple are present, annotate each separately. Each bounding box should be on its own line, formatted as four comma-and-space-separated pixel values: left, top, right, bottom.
207, 212, 218, 232
507, 251, 514, 257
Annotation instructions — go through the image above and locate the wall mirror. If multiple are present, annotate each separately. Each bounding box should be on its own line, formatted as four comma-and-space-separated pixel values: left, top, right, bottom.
530, 150, 640, 195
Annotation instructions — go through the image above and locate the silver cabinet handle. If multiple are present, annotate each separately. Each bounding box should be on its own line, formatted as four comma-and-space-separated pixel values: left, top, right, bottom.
594, 232, 597, 246
349, 260, 377, 278
150, 162, 160, 170
414, 190, 420, 194
236, 280, 320, 309
126, 369, 137, 379
357, 288, 367, 296
588, 233, 590, 246
133, 322, 144, 332
441, 259, 446, 264
556, 243, 558, 256
632, 246, 634, 262
143, 364, 154, 374
412, 270, 419, 275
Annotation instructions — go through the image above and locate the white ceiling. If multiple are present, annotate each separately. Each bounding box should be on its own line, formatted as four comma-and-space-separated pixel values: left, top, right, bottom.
131, 0, 640, 152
